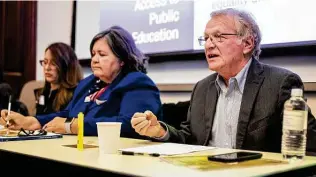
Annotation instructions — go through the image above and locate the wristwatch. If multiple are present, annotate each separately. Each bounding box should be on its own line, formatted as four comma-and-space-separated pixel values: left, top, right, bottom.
64, 118, 74, 134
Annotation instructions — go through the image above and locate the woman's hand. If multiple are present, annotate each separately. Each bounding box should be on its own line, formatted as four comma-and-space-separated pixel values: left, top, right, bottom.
0, 109, 9, 126
43, 117, 67, 134
1, 109, 41, 130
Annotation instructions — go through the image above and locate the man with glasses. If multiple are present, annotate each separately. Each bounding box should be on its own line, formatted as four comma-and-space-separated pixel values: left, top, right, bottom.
131, 8, 316, 154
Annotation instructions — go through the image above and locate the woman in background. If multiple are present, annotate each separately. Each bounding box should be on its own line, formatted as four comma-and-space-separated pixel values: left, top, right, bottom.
1, 26, 162, 138
35, 42, 83, 115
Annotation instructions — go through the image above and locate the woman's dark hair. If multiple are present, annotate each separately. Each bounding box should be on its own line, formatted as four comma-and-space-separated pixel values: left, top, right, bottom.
89, 26, 148, 74
40, 42, 83, 112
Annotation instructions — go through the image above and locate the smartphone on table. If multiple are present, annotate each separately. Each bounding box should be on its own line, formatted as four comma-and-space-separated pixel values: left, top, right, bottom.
208, 151, 262, 163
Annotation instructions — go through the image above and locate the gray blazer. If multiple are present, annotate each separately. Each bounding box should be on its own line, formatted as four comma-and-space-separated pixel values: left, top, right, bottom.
166, 59, 316, 154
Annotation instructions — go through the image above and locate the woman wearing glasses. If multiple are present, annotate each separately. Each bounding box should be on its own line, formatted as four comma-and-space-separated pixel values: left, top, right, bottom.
36, 42, 83, 115
1, 26, 162, 138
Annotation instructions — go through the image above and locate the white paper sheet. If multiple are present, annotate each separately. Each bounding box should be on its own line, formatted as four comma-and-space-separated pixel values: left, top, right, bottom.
119, 143, 216, 156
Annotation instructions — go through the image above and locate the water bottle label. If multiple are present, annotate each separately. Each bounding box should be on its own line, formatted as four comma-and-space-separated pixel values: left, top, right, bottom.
283, 110, 305, 130
304, 111, 307, 129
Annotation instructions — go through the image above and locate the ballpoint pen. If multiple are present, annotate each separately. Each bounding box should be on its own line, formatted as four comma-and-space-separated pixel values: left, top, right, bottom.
6, 95, 12, 135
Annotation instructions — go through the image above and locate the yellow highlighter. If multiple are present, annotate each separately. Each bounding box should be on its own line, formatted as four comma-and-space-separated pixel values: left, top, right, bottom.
77, 112, 84, 151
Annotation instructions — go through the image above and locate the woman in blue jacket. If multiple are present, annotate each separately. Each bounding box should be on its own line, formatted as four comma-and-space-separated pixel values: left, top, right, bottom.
1, 26, 162, 138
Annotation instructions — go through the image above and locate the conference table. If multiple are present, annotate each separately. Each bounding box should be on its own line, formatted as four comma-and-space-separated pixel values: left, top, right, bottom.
0, 135, 316, 177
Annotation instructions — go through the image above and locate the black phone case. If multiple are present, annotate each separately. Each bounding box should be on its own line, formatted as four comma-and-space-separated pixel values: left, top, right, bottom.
208, 152, 262, 163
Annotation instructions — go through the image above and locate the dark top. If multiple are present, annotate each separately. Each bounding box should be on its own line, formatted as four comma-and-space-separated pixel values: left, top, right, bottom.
34, 87, 75, 115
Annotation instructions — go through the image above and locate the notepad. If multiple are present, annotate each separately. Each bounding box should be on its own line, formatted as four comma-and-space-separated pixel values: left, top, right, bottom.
119, 143, 216, 156
0, 132, 62, 142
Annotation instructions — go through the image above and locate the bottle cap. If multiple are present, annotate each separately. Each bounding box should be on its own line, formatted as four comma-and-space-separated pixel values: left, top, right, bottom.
291, 88, 303, 97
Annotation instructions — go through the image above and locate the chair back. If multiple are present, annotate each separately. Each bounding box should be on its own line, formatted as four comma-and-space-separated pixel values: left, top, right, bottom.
162, 101, 190, 129
19, 80, 44, 116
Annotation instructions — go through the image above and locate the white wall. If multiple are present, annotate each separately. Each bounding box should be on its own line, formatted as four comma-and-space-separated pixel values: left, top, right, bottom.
36, 1, 73, 80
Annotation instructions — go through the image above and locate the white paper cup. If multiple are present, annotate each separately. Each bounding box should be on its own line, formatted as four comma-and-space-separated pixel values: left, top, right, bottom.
96, 122, 122, 154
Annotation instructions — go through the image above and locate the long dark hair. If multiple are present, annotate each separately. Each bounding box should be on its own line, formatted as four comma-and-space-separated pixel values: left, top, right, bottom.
40, 42, 83, 111
89, 26, 147, 74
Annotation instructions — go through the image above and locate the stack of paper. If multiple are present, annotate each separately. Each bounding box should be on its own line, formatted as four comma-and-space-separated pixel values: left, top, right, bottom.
119, 143, 215, 156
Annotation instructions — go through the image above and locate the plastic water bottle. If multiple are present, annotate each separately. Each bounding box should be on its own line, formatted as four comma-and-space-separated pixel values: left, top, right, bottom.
281, 88, 307, 160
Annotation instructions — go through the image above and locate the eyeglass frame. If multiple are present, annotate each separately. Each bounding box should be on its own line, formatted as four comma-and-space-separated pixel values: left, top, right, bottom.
18, 128, 47, 136
198, 33, 239, 46
39, 59, 57, 68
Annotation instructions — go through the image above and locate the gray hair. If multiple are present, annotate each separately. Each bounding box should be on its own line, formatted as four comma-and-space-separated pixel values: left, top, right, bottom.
210, 8, 262, 60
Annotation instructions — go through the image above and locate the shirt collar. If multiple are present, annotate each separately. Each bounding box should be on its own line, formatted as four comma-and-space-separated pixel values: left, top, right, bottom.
215, 58, 253, 94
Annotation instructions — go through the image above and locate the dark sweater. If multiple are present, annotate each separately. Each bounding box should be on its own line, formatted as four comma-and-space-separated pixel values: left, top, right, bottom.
34, 87, 75, 115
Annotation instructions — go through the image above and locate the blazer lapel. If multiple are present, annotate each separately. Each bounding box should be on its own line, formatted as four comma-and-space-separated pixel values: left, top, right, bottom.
203, 77, 219, 145
236, 59, 265, 149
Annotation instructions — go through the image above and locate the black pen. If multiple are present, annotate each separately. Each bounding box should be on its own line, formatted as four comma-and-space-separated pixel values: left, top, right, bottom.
121, 151, 160, 157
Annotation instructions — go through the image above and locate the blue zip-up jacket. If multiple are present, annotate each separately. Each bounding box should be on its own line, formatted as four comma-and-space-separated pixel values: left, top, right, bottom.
36, 72, 162, 138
